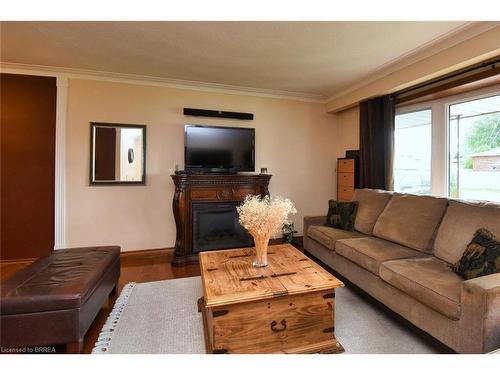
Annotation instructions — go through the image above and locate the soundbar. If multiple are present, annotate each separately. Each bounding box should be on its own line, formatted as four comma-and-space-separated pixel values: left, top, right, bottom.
183, 108, 254, 120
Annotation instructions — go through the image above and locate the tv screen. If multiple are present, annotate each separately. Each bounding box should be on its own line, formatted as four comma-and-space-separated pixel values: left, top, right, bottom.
185, 125, 255, 172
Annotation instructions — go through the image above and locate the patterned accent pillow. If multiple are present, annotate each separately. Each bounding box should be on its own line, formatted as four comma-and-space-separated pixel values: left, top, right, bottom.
452, 228, 500, 280
325, 200, 358, 231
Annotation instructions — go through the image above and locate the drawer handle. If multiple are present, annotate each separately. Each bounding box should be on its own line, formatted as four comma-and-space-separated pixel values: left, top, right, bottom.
270, 319, 287, 332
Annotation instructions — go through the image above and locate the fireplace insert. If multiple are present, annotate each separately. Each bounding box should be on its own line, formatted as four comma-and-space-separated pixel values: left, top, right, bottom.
192, 202, 253, 253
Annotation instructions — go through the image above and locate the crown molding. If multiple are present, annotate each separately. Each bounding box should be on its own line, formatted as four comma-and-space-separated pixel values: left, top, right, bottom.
326, 21, 499, 103
0, 62, 326, 103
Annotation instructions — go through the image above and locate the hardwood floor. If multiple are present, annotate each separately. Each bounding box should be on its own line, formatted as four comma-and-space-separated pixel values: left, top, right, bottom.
0, 248, 201, 354
0, 259, 34, 280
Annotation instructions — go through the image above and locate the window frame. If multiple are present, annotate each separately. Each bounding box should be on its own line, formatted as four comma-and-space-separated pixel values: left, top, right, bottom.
395, 83, 500, 198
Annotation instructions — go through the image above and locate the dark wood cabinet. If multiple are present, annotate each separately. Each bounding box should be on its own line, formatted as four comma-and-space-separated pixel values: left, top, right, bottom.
171, 174, 271, 266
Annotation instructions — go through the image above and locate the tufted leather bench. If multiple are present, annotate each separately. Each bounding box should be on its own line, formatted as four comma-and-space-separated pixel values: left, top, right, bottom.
0, 246, 120, 353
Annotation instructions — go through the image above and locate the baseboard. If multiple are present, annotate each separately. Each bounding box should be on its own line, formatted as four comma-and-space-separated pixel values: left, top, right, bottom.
0, 257, 37, 265
120, 237, 303, 257
269, 236, 303, 247
120, 247, 173, 258
1, 248, 174, 264
294, 236, 304, 247
1, 239, 304, 265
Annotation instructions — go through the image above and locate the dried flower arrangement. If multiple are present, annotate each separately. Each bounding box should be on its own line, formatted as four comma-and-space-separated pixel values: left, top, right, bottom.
237, 195, 297, 267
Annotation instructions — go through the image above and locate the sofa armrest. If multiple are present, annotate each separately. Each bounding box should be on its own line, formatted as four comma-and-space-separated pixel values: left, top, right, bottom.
303, 215, 327, 233
463, 272, 500, 292
462, 273, 500, 318
460, 273, 500, 353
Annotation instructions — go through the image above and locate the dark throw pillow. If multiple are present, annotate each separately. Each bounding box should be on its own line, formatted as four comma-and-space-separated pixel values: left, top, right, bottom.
325, 199, 358, 231
452, 228, 500, 280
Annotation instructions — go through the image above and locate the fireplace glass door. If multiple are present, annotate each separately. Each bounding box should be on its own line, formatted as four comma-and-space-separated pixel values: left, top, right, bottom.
192, 202, 253, 253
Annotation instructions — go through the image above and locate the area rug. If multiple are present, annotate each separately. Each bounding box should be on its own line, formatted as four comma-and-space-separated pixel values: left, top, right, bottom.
92, 276, 442, 354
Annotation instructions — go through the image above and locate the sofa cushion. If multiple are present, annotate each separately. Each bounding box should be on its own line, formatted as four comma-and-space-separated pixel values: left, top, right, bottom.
434, 199, 500, 264
306, 225, 366, 251
325, 200, 358, 231
335, 237, 426, 275
352, 189, 393, 235
380, 257, 463, 320
372, 193, 448, 253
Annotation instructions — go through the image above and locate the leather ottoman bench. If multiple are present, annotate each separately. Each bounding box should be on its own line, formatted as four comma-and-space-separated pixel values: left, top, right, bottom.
0, 246, 120, 353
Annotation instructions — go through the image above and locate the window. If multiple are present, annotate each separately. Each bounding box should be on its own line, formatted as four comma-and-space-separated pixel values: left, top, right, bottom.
448, 94, 500, 201
395, 84, 500, 202
394, 109, 432, 194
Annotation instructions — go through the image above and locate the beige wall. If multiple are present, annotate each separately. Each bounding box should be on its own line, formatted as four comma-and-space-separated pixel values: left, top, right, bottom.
332, 106, 360, 159
328, 106, 360, 192
66, 79, 338, 251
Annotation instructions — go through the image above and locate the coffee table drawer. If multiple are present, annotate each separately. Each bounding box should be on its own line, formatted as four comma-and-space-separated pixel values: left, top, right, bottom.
208, 289, 338, 354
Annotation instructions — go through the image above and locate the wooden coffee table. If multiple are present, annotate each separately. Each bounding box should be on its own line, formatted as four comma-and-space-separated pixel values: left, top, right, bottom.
198, 244, 344, 354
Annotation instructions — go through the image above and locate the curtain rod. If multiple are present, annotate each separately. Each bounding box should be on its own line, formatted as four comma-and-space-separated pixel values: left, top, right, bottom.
395, 56, 500, 98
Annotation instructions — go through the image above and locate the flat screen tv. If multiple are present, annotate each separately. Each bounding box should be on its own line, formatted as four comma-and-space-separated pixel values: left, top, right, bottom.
185, 125, 255, 173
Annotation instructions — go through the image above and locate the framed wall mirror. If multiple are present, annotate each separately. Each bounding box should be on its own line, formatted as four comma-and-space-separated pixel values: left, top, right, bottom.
90, 122, 146, 185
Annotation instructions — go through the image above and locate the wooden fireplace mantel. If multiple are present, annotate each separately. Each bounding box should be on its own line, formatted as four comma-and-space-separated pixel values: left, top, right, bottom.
171, 173, 272, 266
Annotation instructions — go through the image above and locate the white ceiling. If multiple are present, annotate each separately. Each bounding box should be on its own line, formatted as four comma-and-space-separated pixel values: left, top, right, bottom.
0, 21, 468, 99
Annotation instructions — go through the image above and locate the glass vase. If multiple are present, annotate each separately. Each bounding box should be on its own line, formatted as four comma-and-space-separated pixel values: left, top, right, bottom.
252, 234, 270, 267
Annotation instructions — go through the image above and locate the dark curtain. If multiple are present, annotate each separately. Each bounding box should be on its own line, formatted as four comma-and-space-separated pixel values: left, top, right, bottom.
359, 95, 395, 190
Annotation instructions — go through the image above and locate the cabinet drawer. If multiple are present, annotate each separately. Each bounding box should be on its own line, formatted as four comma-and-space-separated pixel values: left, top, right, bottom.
338, 187, 354, 202
191, 189, 218, 200
338, 172, 354, 188
191, 187, 255, 201
337, 159, 354, 173
209, 290, 335, 354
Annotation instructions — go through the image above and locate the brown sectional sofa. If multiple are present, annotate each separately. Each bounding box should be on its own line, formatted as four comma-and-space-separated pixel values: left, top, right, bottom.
304, 189, 500, 353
